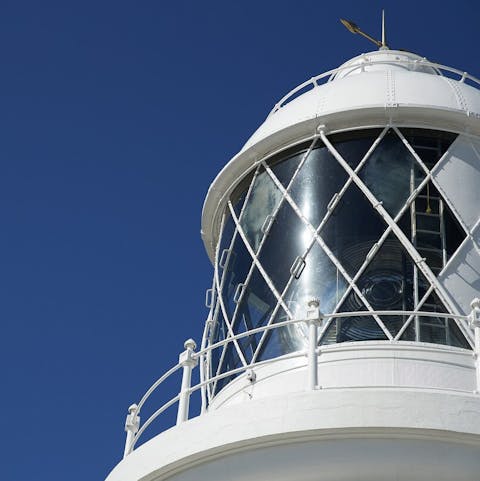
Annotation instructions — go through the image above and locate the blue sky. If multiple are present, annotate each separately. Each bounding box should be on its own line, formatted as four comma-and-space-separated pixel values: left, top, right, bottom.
1, 1, 478, 480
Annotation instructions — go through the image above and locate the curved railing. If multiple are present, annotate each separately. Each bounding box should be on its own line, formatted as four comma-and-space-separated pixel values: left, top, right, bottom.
122, 302, 480, 458
267, 58, 480, 118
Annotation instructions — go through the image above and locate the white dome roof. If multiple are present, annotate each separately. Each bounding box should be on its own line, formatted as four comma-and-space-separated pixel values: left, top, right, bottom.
243, 50, 480, 150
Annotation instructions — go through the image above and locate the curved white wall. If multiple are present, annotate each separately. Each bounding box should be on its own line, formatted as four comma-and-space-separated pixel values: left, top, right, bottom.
106, 388, 480, 481
209, 342, 475, 409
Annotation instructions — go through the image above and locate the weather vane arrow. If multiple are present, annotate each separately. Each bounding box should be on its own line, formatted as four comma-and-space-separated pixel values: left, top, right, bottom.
340, 10, 389, 49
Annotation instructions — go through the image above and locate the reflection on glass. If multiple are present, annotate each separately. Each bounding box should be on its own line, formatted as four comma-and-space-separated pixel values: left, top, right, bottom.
283, 241, 347, 321
399, 128, 457, 169
240, 167, 283, 252
358, 129, 425, 217
231, 169, 255, 217
209, 308, 228, 379
256, 314, 306, 362
259, 201, 312, 295
287, 147, 348, 228
334, 129, 381, 169
269, 148, 303, 189
235, 266, 276, 355
344, 237, 418, 340
220, 233, 252, 325
323, 183, 387, 278
216, 343, 242, 393
217, 211, 235, 269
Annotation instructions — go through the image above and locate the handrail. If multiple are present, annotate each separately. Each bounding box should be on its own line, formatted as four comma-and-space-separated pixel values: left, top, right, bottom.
267, 58, 480, 117
193, 309, 469, 359
135, 363, 183, 415
122, 304, 480, 458
130, 394, 180, 451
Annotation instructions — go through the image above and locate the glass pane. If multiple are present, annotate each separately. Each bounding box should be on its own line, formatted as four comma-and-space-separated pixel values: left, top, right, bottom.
397, 319, 416, 341
443, 199, 467, 259
231, 169, 255, 217
282, 241, 348, 319
417, 291, 469, 347
270, 148, 306, 189
447, 319, 471, 349
358, 129, 425, 217
398, 184, 445, 276
322, 183, 387, 278
239, 167, 283, 252
320, 318, 339, 345
232, 189, 248, 218
397, 208, 412, 239
209, 308, 228, 379
353, 235, 432, 337
258, 201, 313, 295
234, 266, 277, 363
405, 181, 466, 274
215, 343, 243, 393
256, 306, 306, 362
415, 181, 440, 214
332, 129, 382, 169
217, 211, 235, 269
329, 291, 388, 343
288, 145, 348, 228
220, 232, 253, 324
399, 128, 457, 169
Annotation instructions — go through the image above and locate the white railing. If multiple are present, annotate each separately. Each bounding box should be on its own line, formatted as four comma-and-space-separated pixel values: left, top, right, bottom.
267, 58, 480, 117
122, 299, 480, 458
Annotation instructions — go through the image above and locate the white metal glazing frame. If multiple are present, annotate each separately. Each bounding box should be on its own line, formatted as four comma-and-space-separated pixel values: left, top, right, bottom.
205, 125, 476, 400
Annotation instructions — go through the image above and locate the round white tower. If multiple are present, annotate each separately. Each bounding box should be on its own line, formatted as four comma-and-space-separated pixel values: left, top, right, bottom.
106, 45, 480, 481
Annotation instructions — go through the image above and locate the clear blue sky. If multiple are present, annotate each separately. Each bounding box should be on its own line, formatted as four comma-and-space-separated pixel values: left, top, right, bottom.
1, 1, 478, 480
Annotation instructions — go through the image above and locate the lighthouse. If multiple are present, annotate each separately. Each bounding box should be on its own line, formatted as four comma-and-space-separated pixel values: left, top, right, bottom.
105, 19, 480, 481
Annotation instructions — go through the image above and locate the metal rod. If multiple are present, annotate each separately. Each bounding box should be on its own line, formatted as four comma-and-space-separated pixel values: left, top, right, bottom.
176, 339, 198, 425
382, 10, 386, 48
306, 300, 321, 390
470, 299, 480, 393
475, 327, 480, 393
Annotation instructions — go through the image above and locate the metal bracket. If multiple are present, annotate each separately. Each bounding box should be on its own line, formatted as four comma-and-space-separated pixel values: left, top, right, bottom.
290, 256, 306, 279
261, 214, 274, 234
205, 288, 214, 308
246, 369, 256, 383
233, 283, 245, 304
219, 249, 230, 268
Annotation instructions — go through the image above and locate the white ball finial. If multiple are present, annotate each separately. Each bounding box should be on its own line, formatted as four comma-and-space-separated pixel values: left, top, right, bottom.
471, 298, 480, 310
184, 338, 197, 351
308, 298, 320, 308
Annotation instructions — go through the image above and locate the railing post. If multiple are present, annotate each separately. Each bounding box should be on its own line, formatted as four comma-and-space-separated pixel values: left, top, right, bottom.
123, 403, 139, 458
176, 338, 198, 425
469, 299, 480, 393
306, 299, 322, 391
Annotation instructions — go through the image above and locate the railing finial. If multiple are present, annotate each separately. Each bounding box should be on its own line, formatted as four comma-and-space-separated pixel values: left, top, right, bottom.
184, 338, 197, 351
123, 403, 140, 458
